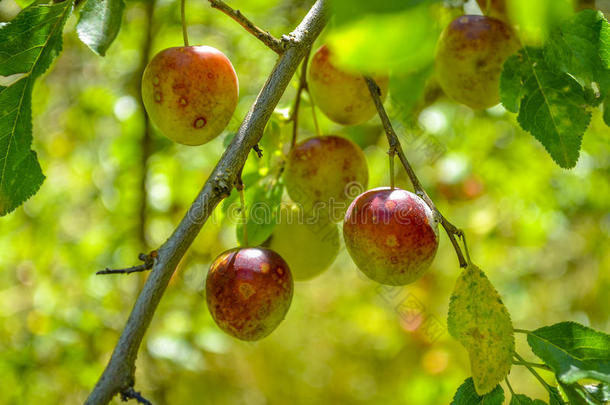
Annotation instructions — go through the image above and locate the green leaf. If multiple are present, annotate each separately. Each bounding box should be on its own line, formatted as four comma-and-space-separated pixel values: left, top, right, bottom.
544, 10, 610, 85
327, 1, 441, 73
583, 383, 610, 403
526, 322, 610, 385
561, 381, 610, 405
448, 263, 515, 395
0, 0, 74, 216
509, 393, 547, 405
236, 179, 284, 247
450, 378, 504, 405
506, 0, 574, 45
500, 47, 591, 169
76, 0, 125, 56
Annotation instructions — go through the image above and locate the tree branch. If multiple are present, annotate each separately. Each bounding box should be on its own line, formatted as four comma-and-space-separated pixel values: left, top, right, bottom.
364, 77, 468, 268
208, 0, 285, 54
84, 2, 329, 404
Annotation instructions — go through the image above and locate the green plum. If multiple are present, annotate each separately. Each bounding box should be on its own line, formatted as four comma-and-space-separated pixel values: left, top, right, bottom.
270, 205, 340, 280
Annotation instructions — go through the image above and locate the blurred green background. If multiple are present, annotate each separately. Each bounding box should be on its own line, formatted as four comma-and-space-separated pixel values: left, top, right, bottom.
0, 0, 609, 404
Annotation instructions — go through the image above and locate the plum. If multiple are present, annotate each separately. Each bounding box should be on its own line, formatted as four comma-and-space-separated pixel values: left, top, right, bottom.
307, 45, 389, 125
343, 187, 439, 285
270, 205, 340, 280
142, 46, 238, 145
206, 247, 293, 341
435, 15, 520, 109
284, 135, 368, 221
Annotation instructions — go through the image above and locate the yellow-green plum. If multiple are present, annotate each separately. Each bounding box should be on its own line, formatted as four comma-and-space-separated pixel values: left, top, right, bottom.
142, 46, 238, 146
343, 188, 439, 286
435, 15, 520, 109
270, 205, 340, 280
206, 247, 293, 341
284, 135, 368, 220
307, 45, 389, 125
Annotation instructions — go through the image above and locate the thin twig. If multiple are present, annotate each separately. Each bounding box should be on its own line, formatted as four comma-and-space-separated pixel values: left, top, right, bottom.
513, 352, 556, 396
97, 252, 157, 275
120, 388, 152, 405
364, 77, 468, 268
208, 0, 284, 54
253, 144, 263, 158
85, 2, 329, 403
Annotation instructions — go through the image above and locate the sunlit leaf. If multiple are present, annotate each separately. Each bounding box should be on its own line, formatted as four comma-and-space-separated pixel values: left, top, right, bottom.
506, 0, 573, 45
0, 0, 74, 216
500, 47, 590, 168
76, 0, 125, 56
526, 322, 610, 385
448, 263, 514, 395
327, 2, 441, 73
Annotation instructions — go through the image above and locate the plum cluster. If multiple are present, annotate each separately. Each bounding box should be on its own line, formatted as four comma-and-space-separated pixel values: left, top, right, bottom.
141, 23, 509, 339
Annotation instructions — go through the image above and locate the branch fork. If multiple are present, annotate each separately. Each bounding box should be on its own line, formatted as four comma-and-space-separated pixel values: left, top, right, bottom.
85, 2, 329, 403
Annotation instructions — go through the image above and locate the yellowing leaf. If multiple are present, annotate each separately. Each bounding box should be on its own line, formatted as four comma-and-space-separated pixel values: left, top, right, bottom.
448, 263, 514, 395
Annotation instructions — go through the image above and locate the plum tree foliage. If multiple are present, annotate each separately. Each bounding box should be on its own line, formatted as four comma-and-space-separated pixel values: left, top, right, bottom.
1, 0, 609, 404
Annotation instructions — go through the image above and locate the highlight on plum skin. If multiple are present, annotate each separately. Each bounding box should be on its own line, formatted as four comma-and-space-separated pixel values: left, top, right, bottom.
141, 45, 238, 146
205, 247, 293, 341
307, 45, 389, 126
343, 187, 440, 286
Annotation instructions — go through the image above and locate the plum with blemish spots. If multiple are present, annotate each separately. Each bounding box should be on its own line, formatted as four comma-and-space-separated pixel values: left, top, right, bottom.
435, 15, 520, 109
206, 247, 293, 341
269, 204, 340, 280
141, 46, 238, 146
307, 45, 389, 126
284, 135, 368, 220
343, 187, 439, 285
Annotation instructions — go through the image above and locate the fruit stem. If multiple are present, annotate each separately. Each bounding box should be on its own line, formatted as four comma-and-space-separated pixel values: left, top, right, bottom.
388, 147, 396, 190
513, 352, 556, 396
460, 232, 472, 265
289, 48, 311, 149
364, 76, 468, 268
505, 378, 515, 396
181, 0, 189, 46
236, 170, 248, 246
